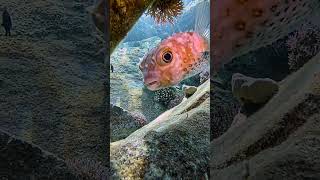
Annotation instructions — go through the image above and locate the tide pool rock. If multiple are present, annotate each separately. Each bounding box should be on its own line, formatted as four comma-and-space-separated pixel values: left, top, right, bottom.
110, 80, 210, 179
231, 73, 279, 104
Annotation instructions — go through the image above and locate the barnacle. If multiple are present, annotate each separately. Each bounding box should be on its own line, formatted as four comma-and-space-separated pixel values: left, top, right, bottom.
146, 0, 184, 24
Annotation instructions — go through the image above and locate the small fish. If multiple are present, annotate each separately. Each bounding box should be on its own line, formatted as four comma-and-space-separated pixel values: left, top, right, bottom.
139, 0, 210, 91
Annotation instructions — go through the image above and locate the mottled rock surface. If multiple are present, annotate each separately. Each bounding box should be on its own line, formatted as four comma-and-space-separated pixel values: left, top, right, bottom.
110, 105, 147, 142
210, 85, 240, 140
0, 0, 108, 165
110, 80, 210, 179
0, 129, 78, 179
231, 112, 247, 127
210, 52, 320, 179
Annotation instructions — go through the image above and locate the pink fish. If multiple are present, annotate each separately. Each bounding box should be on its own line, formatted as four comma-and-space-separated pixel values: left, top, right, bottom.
140, 0, 320, 91
139, 32, 209, 90
139, 0, 210, 91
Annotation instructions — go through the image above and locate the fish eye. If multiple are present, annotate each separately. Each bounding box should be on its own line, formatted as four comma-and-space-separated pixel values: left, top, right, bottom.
162, 51, 173, 63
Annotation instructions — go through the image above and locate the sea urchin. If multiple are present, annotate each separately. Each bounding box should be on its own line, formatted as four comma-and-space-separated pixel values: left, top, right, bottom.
146, 0, 184, 24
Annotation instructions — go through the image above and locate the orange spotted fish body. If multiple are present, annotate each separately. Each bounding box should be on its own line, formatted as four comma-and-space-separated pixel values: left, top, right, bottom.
140, 0, 210, 91
212, 0, 320, 70
139, 32, 209, 91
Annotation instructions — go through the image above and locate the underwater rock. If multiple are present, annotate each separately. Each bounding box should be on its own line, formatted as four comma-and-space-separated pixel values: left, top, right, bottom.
210, 86, 240, 140
217, 37, 290, 91
110, 80, 210, 179
231, 73, 279, 105
87, 0, 105, 34
0, 0, 107, 165
231, 112, 247, 127
182, 85, 197, 98
310, 72, 320, 95
287, 23, 320, 72
66, 158, 109, 179
166, 94, 185, 109
210, 52, 320, 179
110, 105, 147, 142
200, 70, 210, 84
0, 129, 79, 179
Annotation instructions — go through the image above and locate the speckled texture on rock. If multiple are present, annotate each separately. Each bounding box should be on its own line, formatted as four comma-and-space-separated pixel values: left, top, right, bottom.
111, 80, 210, 179
0, 0, 108, 165
210, 85, 240, 140
0, 129, 78, 179
210, 52, 320, 179
110, 105, 147, 142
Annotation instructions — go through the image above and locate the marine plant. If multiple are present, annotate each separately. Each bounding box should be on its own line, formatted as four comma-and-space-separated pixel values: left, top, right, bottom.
146, 0, 184, 24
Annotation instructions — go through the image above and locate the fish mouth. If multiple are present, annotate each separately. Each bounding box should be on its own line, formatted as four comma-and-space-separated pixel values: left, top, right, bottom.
145, 80, 160, 91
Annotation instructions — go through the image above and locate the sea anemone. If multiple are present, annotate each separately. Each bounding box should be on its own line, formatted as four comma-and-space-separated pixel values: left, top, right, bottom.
146, 0, 184, 24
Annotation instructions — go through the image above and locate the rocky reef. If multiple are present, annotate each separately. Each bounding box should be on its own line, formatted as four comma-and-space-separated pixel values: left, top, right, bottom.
110, 80, 210, 179
0, 0, 108, 169
108, 0, 320, 179
110, 105, 147, 142
210, 51, 320, 179
0, 129, 78, 179
1, 0, 319, 178
0, 129, 109, 179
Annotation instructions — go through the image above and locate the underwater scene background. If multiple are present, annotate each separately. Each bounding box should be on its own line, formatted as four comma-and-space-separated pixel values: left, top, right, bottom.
0, 0, 320, 179
110, 0, 204, 122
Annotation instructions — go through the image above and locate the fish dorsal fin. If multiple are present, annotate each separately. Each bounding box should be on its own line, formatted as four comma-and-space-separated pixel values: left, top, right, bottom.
195, 0, 210, 41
